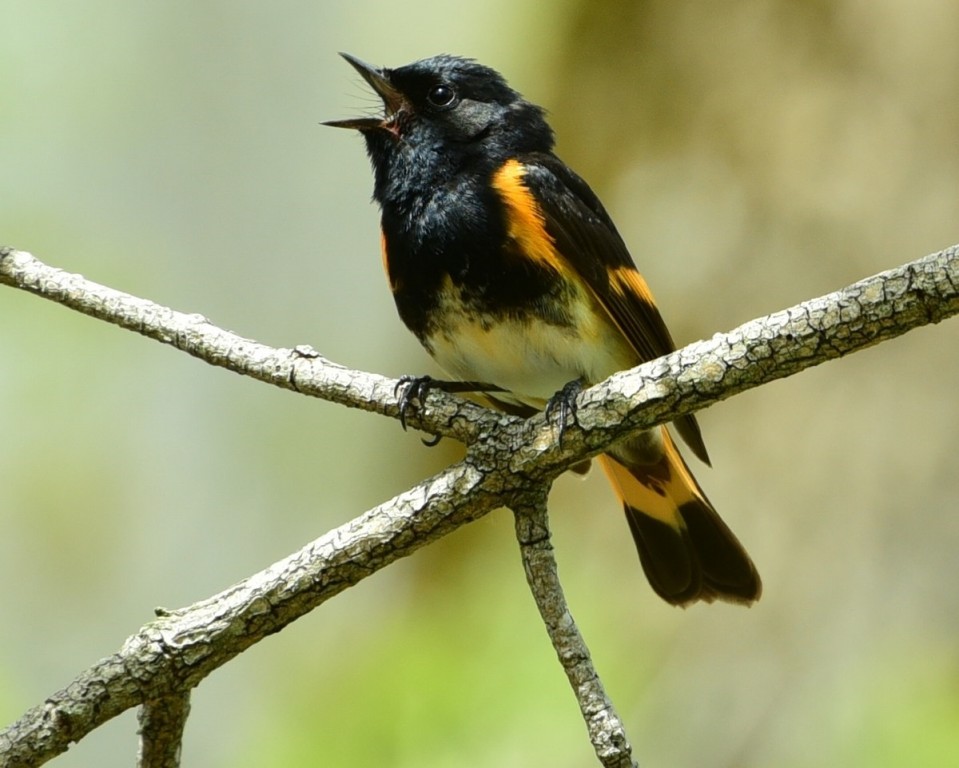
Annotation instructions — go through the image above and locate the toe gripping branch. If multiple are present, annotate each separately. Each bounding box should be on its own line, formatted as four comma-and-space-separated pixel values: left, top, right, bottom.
545, 379, 584, 448
393, 375, 505, 447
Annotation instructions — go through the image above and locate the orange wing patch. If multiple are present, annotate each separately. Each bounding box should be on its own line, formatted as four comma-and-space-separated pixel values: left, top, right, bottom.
608, 265, 657, 308
491, 159, 567, 275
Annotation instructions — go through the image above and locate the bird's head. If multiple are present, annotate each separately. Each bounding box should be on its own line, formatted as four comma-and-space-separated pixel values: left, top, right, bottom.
325, 54, 553, 201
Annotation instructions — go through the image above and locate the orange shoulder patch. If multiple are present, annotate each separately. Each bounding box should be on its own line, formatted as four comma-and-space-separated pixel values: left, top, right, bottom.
490, 159, 566, 275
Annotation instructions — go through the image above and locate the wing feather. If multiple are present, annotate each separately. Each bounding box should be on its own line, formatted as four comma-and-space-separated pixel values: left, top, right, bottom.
517, 154, 710, 465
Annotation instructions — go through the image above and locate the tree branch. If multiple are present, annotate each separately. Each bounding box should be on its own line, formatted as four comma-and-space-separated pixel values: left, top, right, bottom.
137, 692, 191, 768
0, 247, 490, 445
513, 488, 637, 768
1, 242, 957, 766
1, 245, 954, 465
0, 459, 505, 767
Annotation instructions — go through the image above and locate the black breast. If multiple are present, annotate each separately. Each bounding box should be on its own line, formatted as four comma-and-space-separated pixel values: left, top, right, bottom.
381, 169, 564, 341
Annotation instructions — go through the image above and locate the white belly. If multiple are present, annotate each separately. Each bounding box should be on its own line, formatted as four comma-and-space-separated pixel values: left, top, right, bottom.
424, 281, 636, 408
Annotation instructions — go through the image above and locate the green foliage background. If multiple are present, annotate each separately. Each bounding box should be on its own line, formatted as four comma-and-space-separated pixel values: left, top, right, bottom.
2, 2, 958, 766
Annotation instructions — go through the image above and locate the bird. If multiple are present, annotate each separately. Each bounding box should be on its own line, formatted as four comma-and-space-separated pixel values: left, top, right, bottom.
325, 53, 761, 606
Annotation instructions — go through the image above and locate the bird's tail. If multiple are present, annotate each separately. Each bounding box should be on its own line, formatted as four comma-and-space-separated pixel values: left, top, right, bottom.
598, 428, 761, 606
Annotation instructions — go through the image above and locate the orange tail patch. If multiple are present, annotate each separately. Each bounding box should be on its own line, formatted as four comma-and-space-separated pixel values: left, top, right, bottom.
599, 429, 761, 606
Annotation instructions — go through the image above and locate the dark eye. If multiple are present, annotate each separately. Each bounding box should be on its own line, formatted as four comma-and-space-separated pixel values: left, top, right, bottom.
426, 83, 456, 109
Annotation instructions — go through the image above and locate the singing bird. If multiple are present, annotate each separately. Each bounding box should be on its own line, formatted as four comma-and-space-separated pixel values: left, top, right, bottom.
326, 54, 760, 606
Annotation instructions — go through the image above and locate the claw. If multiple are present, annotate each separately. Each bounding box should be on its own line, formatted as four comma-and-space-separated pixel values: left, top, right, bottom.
394, 375, 507, 442
394, 375, 436, 431
545, 379, 584, 447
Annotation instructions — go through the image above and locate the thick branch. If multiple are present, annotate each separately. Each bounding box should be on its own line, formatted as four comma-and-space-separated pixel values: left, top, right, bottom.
509, 243, 959, 472
0, 461, 504, 767
1, 245, 955, 464
1, 243, 957, 765
513, 490, 637, 768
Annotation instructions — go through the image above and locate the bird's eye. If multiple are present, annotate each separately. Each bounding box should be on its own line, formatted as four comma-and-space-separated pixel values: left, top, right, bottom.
426, 83, 456, 109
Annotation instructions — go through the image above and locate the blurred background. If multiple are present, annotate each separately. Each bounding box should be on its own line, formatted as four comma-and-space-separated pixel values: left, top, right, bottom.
2, 2, 958, 766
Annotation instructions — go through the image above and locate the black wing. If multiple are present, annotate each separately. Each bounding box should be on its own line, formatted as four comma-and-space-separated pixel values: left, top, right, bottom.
518, 153, 710, 465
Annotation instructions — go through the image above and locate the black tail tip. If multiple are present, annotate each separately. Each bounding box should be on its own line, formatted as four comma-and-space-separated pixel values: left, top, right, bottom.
625, 503, 762, 607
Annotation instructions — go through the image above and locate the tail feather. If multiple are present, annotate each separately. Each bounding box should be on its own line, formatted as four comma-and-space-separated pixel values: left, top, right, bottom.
599, 428, 761, 607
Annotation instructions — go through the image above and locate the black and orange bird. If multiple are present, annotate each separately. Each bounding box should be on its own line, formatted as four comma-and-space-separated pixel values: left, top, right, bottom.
326, 54, 761, 606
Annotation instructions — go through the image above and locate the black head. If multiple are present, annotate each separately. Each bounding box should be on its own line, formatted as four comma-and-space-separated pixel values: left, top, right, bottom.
325, 54, 554, 204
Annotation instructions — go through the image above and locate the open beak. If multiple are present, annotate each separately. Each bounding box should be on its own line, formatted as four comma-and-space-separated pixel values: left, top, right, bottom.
323, 53, 405, 131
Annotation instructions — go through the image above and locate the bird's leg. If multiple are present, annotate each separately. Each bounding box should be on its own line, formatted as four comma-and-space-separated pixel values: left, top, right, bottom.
545, 379, 585, 448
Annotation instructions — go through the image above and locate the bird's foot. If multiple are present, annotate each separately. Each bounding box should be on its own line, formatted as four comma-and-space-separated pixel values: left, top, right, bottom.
394, 375, 504, 446
545, 379, 584, 447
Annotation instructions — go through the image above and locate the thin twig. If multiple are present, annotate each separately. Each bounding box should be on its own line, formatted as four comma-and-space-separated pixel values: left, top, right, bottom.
513, 489, 638, 768
137, 692, 191, 768
0, 247, 488, 444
